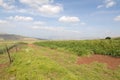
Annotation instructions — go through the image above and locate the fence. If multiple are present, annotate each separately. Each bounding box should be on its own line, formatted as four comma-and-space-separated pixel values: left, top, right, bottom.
0, 44, 18, 64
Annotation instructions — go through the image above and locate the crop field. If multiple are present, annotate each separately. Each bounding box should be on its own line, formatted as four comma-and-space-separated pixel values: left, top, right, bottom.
35, 40, 120, 57
0, 40, 120, 80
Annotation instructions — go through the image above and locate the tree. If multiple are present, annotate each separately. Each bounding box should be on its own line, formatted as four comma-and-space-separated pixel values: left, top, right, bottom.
105, 37, 111, 40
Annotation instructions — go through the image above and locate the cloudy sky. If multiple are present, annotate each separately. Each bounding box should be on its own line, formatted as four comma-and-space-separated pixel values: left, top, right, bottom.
0, 0, 120, 40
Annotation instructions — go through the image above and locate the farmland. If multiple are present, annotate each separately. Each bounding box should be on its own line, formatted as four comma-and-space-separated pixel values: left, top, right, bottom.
35, 39, 120, 57
0, 0, 120, 79
0, 40, 120, 80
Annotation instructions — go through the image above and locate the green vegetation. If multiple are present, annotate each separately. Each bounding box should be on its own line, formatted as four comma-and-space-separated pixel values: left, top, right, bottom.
0, 42, 13, 54
113, 37, 120, 40
105, 37, 111, 39
0, 43, 16, 54
35, 40, 120, 57
0, 45, 120, 80
0, 41, 27, 54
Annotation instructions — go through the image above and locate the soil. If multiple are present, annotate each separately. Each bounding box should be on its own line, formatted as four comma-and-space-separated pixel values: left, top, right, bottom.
28, 44, 35, 48
77, 54, 120, 69
0, 62, 9, 68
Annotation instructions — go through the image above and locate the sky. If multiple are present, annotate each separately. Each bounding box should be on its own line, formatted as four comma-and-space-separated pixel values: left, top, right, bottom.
0, 0, 120, 40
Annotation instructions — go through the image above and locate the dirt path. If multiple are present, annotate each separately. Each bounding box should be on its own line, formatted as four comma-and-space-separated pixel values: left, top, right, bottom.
77, 54, 120, 69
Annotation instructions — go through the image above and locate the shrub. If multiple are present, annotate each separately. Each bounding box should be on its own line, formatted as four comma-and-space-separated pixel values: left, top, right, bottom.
105, 37, 111, 40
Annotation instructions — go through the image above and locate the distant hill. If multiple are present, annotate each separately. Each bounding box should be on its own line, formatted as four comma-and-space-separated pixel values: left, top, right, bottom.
0, 34, 40, 41
113, 37, 120, 40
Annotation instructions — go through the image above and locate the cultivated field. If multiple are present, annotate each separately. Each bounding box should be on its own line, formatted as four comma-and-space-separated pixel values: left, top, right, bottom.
0, 39, 120, 80
35, 39, 120, 57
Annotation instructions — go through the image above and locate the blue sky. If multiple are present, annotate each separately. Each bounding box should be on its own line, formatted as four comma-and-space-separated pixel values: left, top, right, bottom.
0, 0, 120, 40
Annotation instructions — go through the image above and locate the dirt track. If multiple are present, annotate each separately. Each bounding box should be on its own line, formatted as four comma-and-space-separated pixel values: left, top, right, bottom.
77, 55, 120, 69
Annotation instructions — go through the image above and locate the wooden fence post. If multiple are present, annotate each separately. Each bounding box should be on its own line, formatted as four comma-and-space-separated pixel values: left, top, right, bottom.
15, 45, 18, 52
6, 45, 12, 64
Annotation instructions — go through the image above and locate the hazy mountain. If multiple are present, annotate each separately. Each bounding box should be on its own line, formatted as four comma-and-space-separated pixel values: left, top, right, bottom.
0, 34, 39, 41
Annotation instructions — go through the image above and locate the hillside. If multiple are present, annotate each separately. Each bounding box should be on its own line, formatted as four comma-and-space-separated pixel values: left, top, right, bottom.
0, 34, 38, 41
113, 37, 120, 40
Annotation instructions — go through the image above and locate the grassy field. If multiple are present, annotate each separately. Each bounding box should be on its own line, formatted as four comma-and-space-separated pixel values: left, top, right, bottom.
0, 42, 14, 54
0, 42, 120, 80
34, 40, 120, 57
0, 41, 28, 54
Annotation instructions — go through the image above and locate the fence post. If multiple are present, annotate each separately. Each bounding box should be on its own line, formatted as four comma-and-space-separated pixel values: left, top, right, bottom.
6, 45, 12, 64
15, 45, 17, 52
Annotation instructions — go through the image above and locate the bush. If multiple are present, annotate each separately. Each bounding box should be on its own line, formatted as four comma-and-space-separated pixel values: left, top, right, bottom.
105, 37, 111, 40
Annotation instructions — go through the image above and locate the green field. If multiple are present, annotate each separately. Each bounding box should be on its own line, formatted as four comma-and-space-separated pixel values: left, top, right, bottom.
0, 40, 120, 80
35, 40, 120, 57
0, 41, 20, 54
0, 42, 13, 54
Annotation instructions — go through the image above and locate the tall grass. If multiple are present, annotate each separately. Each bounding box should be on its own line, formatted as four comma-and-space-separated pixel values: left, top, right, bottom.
0, 42, 23, 54
3, 45, 120, 80
34, 40, 120, 57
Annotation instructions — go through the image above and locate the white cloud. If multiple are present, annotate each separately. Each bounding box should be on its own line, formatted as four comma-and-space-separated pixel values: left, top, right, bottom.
8, 15, 33, 21
38, 4, 63, 15
0, 20, 8, 24
97, 5, 103, 8
0, 0, 62, 16
20, 0, 53, 7
97, 0, 116, 8
105, 0, 116, 8
19, 0, 62, 16
0, 0, 15, 9
114, 15, 120, 21
59, 16, 80, 23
